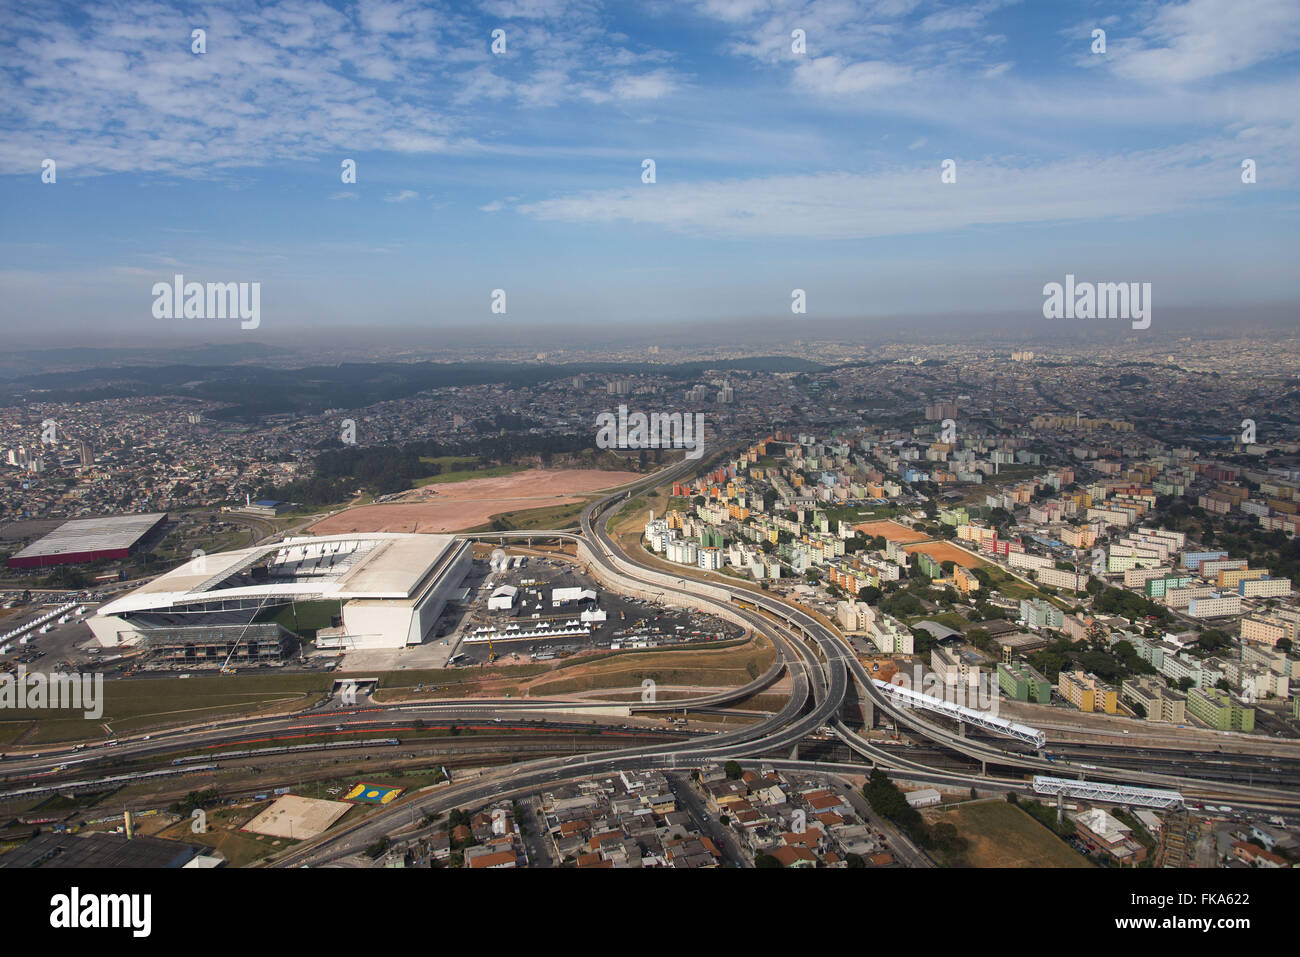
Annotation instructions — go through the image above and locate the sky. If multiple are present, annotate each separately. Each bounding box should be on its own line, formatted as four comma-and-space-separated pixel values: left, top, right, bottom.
1, 0, 1298, 346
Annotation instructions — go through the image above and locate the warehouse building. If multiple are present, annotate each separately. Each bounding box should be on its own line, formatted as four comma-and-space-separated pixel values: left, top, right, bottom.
6, 513, 167, 569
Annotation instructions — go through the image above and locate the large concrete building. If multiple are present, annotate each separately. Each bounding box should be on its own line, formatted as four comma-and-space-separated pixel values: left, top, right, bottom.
6, 513, 167, 569
88, 533, 471, 652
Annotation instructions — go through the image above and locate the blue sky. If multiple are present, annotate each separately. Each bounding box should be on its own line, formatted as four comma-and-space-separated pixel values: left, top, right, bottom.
1, 0, 1298, 343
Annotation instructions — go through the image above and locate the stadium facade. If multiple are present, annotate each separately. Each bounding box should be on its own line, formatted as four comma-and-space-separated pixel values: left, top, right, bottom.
88, 533, 471, 652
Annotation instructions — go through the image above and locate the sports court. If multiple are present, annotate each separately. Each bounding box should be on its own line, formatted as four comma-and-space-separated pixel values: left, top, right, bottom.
344, 782, 404, 805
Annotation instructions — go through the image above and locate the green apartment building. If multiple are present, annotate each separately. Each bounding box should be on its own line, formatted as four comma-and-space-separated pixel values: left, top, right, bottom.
1145, 574, 1194, 599
939, 507, 969, 527
997, 662, 1052, 703
1186, 687, 1255, 732
917, 552, 943, 579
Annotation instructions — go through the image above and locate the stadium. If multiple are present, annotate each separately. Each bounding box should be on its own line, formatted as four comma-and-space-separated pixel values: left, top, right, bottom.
5, 513, 168, 569
88, 532, 472, 657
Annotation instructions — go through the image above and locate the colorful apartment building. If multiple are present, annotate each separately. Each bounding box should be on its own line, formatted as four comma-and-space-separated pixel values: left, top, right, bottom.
1058, 670, 1118, 714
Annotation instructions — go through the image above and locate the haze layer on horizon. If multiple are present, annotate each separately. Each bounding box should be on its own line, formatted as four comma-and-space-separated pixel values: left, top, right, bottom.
2, 0, 1298, 343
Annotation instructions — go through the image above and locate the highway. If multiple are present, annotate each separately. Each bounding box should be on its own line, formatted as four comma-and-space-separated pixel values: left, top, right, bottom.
511, 461, 1300, 804
9, 458, 1299, 867
270, 460, 1300, 866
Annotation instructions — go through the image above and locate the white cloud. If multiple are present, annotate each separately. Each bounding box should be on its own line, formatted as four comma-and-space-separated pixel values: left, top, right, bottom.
610, 69, 680, 100
793, 55, 911, 95
1110, 0, 1300, 84
0, 0, 686, 176
383, 189, 420, 202
517, 142, 1281, 240
920, 0, 1020, 33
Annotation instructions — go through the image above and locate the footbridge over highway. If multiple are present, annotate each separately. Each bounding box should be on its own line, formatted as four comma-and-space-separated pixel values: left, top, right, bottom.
872, 678, 1047, 749
447, 461, 1300, 810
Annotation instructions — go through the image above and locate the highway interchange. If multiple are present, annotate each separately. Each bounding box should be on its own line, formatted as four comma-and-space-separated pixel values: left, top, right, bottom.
5, 459, 1300, 865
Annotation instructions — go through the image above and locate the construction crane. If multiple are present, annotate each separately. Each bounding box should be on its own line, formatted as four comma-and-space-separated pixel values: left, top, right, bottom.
220, 593, 276, 673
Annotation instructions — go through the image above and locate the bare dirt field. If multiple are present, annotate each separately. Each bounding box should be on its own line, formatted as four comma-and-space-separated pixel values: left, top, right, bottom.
921, 800, 1089, 868
308, 468, 640, 534
853, 520, 927, 543
242, 794, 351, 840
903, 540, 990, 568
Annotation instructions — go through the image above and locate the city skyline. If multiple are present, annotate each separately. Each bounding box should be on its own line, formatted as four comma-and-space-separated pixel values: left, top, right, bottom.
1, 0, 1299, 903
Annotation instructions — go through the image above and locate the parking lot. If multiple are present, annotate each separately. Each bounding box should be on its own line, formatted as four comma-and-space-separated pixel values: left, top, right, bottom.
446, 554, 742, 665
0, 591, 107, 674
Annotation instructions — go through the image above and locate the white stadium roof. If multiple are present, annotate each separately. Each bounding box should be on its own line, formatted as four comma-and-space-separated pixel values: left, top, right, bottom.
97, 533, 461, 616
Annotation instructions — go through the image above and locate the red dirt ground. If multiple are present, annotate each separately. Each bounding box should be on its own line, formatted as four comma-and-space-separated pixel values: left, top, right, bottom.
902, 541, 989, 568
307, 468, 640, 534
852, 520, 928, 543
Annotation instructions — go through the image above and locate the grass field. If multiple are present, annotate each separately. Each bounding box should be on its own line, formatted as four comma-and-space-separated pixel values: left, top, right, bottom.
372, 637, 763, 702
523, 640, 774, 697
258, 599, 343, 637
417, 455, 479, 469
466, 497, 593, 532
151, 524, 254, 567
922, 799, 1090, 868
0, 721, 33, 746
412, 461, 526, 487
0, 672, 344, 744
152, 803, 312, 868
984, 566, 1049, 601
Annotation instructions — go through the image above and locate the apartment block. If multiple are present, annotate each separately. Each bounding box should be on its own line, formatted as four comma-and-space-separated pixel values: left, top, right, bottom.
1058, 670, 1118, 714
1186, 687, 1255, 732
996, 661, 1052, 704
1037, 566, 1090, 592
1120, 675, 1187, 724
1239, 577, 1292, 599
1144, 574, 1194, 599
1019, 598, 1064, 631
931, 645, 981, 688
1186, 594, 1242, 619
870, 615, 914, 655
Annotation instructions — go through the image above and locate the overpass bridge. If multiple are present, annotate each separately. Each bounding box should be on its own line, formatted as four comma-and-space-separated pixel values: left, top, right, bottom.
445, 460, 1300, 807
